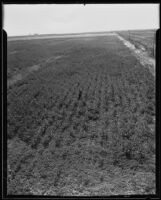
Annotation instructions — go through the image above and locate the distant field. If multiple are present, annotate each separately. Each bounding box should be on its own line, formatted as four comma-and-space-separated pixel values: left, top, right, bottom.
7, 31, 156, 195
8, 32, 115, 41
7, 34, 115, 80
117, 30, 156, 58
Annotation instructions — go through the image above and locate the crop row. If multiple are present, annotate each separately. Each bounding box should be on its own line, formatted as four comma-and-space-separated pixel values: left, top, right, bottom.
7, 35, 155, 194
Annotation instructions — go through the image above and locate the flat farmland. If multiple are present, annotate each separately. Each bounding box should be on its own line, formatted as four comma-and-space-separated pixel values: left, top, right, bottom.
117, 29, 156, 58
7, 32, 156, 195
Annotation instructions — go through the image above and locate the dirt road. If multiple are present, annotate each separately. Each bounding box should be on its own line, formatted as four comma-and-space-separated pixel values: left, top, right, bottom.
116, 34, 155, 76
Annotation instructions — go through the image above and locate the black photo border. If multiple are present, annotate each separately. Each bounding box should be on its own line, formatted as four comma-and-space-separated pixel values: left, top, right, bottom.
1, 0, 160, 199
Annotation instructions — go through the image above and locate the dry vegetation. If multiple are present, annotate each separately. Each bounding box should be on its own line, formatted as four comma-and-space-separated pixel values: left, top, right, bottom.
117, 30, 156, 58
7, 32, 156, 196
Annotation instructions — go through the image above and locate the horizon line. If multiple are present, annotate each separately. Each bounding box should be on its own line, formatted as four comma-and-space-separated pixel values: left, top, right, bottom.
5, 28, 158, 38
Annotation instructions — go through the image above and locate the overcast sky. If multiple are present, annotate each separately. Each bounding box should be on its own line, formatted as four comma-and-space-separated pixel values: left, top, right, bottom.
3, 4, 159, 36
